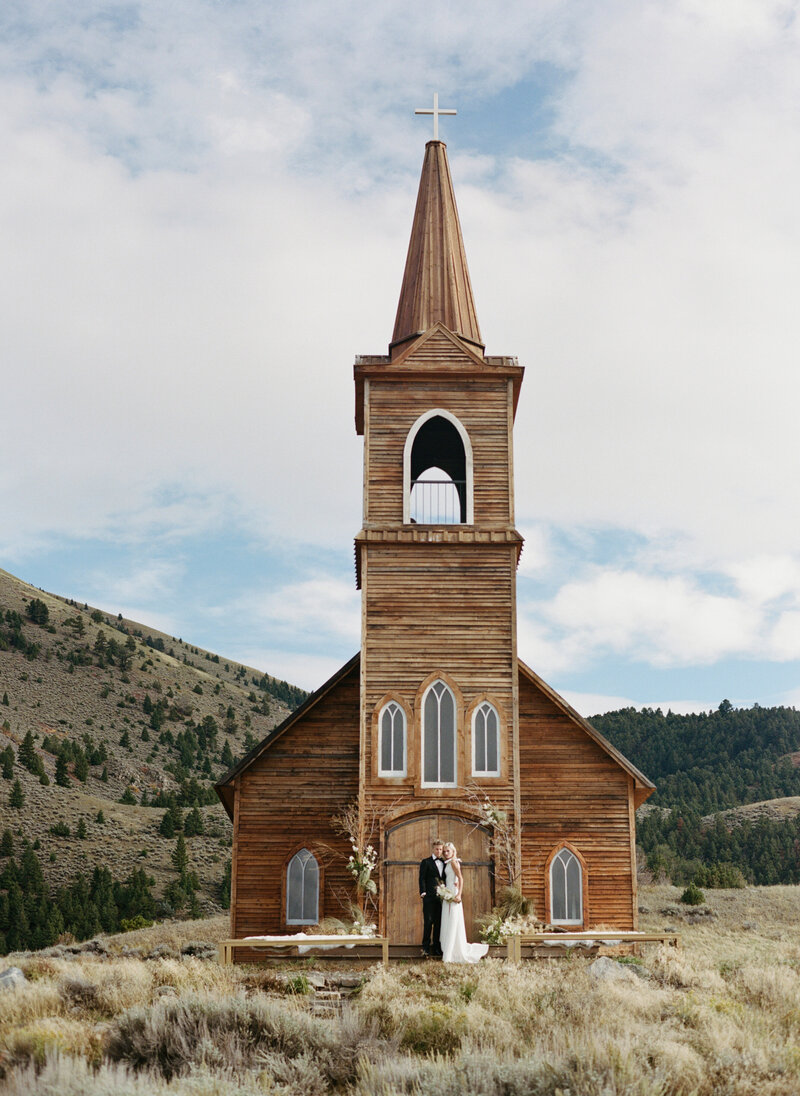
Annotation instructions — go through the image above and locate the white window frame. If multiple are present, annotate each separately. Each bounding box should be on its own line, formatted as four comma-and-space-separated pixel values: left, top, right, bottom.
378, 701, 407, 777
549, 847, 583, 926
472, 701, 500, 777
402, 408, 474, 525
421, 679, 458, 788
286, 848, 319, 925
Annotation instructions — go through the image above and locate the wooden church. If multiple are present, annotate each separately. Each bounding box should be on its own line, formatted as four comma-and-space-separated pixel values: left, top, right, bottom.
216, 129, 654, 947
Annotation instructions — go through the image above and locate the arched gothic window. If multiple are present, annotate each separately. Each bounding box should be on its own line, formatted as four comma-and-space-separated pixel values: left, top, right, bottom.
472, 701, 500, 776
403, 410, 473, 525
379, 701, 406, 776
422, 680, 457, 786
549, 847, 583, 925
286, 848, 319, 925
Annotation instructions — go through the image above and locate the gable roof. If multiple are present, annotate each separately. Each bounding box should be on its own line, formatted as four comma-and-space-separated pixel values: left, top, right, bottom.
214, 652, 360, 819
518, 658, 655, 807
214, 651, 654, 819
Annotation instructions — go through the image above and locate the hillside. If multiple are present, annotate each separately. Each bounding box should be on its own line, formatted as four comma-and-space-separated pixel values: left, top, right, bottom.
592, 702, 800, 885
0, 566, 308, 936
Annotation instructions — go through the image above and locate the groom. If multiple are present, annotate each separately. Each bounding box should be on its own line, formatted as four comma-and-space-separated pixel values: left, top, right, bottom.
419, 839, 445, 957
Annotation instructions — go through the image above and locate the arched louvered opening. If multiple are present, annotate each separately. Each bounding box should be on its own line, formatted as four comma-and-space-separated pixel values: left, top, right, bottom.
286, 848, 319, 925
549, 847, 583, 925
404, 410, 473, 524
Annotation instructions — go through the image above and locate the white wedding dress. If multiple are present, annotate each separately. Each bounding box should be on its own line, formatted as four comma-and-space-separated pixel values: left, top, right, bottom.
439, 861, 489, 964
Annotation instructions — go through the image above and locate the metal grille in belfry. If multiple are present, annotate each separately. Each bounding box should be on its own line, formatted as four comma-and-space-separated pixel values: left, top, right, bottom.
410, 479, 465, 524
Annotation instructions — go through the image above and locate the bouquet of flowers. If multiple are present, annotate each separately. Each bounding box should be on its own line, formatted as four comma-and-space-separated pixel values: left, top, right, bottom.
436, 882, 457, 903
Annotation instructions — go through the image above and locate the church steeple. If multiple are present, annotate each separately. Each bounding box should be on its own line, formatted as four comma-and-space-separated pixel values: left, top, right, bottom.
391, 140, 483, 352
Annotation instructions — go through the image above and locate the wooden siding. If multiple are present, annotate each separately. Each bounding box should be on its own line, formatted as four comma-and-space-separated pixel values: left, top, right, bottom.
362, 541, 518, 813
518, 672, 637, 930
231, 665, 360, 944
365, 374, 513, 527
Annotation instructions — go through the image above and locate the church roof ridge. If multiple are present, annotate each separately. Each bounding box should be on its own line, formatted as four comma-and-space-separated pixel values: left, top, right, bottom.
391, 139, 483, 351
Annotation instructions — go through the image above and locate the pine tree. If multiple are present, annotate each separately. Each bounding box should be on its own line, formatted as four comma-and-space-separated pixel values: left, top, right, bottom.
73, 751, 89, 782
171, 833, 188, 877
18, 730, 37, 773
184, 807, 204, 837
96, 810, 105, 824
0, 830, 13, 856
119, 730, 130, 749
220, 739, 234, 768
1, 747, 14, 780
159, 811, 175, 838
26, 598, 49, 626
9, 779, 24, 808
100, 765, 108, 783
168, 802, 184, 833
1, 691, 8, 706
55, 753, 70, 787
120, 785, 136, 805
76, 818, 87, 839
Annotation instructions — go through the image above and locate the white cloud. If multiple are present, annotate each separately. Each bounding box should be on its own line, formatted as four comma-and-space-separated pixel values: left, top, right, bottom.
229, 649, 353, 693
86, 560, 184, 607
234, 576, 361, 647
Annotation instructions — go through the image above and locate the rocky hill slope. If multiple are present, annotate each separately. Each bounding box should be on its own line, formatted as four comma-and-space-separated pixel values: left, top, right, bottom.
0, 566, 306, 918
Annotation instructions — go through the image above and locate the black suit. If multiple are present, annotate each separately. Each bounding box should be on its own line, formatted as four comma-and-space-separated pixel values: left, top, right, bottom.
419, 855, 445, 954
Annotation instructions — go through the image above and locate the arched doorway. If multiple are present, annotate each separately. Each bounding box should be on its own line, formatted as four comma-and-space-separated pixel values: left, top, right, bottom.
384, 813, 494, 944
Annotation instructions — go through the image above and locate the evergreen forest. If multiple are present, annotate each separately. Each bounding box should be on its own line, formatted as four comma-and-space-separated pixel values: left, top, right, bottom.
593, 702, 800, 886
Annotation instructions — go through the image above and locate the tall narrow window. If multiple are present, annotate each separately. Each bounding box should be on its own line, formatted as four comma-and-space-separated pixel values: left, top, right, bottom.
472, 702, 500, 776
379, 701, 406, 776
550, 848, 583, 925
422, 680, 456, 786
286, 848, 319, 925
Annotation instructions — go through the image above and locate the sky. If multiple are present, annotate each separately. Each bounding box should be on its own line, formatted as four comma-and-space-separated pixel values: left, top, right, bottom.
2, 0, 800, 716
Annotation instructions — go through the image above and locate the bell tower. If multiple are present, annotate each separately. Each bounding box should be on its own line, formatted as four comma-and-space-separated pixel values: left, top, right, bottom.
354, 138, 525, 940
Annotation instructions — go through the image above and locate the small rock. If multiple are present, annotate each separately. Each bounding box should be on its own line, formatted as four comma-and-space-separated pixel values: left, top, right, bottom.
305, 973, 327, 989
332, 974, 364, 989
638, 906, 651, 915
0, 967, 26, 992
587, 957, 637, 984
663, 926, 678, 934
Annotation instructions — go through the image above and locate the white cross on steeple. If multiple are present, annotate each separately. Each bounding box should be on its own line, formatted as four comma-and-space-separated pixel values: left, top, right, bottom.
415, 92, 457, 141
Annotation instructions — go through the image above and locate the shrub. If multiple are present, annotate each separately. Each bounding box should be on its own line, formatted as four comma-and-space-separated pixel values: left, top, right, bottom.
106, 993, 372, 1083
680, 882, 705, 906
50, 822, 71, 837
694, 862, 747, 889
120, 914, 153, 933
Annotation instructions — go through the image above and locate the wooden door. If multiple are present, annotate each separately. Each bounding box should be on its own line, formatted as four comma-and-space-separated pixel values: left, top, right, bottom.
384, 814, 493, 944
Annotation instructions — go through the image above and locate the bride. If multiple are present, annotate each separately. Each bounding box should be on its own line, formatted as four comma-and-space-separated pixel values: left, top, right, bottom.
439, 842, 489, 964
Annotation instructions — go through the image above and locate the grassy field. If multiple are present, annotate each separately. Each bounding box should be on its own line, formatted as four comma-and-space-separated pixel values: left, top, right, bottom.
1, 883, 799, 1094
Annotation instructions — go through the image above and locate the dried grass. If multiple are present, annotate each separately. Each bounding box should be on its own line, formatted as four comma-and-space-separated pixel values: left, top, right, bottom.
2, 885, 800, 1095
